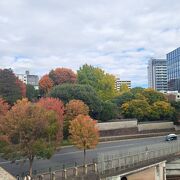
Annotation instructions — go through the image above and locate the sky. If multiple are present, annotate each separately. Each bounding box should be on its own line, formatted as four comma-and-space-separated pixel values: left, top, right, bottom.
0, 0, 180, 87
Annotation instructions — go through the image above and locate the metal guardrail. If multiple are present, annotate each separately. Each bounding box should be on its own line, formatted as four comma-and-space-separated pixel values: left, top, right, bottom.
97, 140, 180, 174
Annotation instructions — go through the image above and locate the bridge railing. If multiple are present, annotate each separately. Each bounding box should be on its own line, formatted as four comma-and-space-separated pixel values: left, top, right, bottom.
97, 140, 180, 174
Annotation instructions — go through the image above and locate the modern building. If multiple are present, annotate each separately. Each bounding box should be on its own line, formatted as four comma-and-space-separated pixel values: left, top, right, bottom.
167, 47, 180, 92
115, 78, 131, 90
147, 58, 167, 91
16, 71, 39, 89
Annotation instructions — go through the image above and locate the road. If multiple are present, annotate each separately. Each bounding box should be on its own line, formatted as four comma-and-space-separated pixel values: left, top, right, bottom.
0, 135, 176, 176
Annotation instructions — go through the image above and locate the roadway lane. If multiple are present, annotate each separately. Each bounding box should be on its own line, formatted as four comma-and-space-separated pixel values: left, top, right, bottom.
0, 135, 177, 176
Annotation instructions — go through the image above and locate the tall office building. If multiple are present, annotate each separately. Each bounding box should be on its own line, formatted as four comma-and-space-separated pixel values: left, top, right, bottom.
147, 58, 167, 91
167, 47, 180, 92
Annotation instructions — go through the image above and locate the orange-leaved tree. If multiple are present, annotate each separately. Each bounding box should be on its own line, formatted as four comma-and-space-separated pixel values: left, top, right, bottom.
69, 115, 99, 165
0, 98, 9, 131
49, 67, 77, 85
37, 97, 64, 142
64, 100, 89, 138
1, 98, 60, 177
39, 74, 54, 96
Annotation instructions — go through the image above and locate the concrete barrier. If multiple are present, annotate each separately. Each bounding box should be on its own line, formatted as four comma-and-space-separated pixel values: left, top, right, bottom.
98, 119, 137, 131
138, 122, 174, 132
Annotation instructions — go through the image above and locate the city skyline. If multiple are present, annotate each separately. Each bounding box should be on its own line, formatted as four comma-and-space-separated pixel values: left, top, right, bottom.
0, 0, 180, 87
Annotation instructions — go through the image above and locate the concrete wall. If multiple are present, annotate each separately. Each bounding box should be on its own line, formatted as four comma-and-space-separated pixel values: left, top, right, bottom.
98, 120, 174, 132
138, 122, 174, 132
98, 119, 137, 131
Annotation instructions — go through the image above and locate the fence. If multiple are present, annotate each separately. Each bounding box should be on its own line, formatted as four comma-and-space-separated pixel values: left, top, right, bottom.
17, 140, 180, 179
97, 140, 180, 175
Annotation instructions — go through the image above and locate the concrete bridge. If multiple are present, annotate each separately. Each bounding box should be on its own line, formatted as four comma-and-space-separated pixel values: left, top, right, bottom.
27, 140, 180, 180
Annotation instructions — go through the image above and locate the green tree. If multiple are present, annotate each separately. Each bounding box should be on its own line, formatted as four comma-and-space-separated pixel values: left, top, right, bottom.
121, 99, 151, 121
77, 64, 118, 101
142, 88, 167, 105
112, 92, 135, 106
99, 101, 119, 122
130, 87, 144, 95
1, 99, 60, 177
0, 69, 21, 104
49, 84, 102, 119
26, 84, 38, 101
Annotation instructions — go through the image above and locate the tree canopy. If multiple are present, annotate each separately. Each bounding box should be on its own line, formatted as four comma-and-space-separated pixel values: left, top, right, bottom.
1, 99, 60, 176
0, 69, 22, 104
77, 64, 118, 101
69, 114, 99, 165
49, 68, 77, 86
49, 84, 102, 119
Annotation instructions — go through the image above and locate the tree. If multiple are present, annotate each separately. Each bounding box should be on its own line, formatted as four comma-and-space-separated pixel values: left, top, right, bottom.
142, 88, 167, 105
69, 115, 99, 165
49, 84, 102, 119
26, 84, 38, 101
112, 92, 135, 106
121, 99, 151, 121
16, 78, 26, 98
39, 75, 54, 95
130, 87, 144, 95
77, 64, 118, 101
119, 84, 130, 93
151, 101, 175, 120
37, 97, 64, 142
0, 98, 9, 130
1, 99, 60, 177
99, 101, 119, 122
64, 100, 89, 138
0, 69, 21, 104
49, 68, 77, 86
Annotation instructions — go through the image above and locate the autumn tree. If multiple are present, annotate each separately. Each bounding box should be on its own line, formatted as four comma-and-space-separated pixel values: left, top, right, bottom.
1, 99, 60, 177
151, 101, 175, 120
16, 78, 26, 97
119, 84, 130, 93
50, 84, 102, 119
39, 74, 54, 96
64, 100, 89, 138
142, 88, 167, 105
69, 115, 99, 165
49, 68, 77, 85
0, 98, 9, 130
121, 99, 151, 121
77, 64, 118, 101
0, 69, 21, 104
37, 97, 64, 142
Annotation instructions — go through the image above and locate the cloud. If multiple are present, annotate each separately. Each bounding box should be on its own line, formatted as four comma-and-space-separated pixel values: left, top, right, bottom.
0, 0, 180, 87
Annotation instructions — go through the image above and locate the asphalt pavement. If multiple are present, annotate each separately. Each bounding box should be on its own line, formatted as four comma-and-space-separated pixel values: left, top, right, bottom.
0, 135, 176, 176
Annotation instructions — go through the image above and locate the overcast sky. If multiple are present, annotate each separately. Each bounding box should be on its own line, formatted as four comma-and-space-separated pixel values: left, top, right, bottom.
0, 0, 180, 87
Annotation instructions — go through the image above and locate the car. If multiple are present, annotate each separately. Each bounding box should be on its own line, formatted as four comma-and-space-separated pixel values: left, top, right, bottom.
165, 134, 178, 141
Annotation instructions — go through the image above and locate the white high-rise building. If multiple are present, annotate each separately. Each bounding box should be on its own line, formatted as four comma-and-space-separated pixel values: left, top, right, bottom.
147, 58, 167, 91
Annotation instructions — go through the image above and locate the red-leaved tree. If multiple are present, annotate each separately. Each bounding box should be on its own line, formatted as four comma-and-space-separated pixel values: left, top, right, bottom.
49, 68, 77, 85
39, 74, 54, 95
16, 78, 26, 97
37, 97, 64, 141
0, 98, 9, 130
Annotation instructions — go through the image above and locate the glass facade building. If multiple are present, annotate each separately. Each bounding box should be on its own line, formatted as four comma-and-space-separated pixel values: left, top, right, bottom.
167, 47, 180, 92
148, 58, 167, 91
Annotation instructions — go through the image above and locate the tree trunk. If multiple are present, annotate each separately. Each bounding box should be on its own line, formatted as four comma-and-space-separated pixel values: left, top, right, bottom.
83, 148, 86, 166
29, 157, 34, 177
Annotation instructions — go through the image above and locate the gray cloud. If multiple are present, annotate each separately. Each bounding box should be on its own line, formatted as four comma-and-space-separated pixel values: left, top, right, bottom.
0, 0, 180, 87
